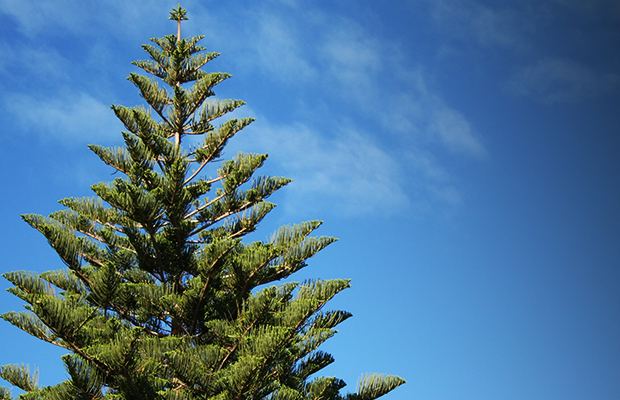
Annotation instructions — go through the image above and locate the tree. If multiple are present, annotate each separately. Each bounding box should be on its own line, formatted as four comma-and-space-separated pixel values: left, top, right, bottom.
0, 6, 405, 400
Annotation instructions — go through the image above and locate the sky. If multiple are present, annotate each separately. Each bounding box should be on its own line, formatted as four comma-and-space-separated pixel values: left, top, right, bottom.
0, 0, 619, 399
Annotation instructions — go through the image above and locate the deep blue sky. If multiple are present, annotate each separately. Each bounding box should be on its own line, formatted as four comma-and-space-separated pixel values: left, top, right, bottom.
1, 1, 619, 399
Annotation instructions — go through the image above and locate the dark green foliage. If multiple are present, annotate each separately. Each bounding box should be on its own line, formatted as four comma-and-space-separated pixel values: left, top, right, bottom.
1, 7, 404, 400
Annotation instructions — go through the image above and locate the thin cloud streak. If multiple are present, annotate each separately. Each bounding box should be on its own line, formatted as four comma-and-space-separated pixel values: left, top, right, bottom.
0, 0, 164, 40
4, 91, 121, 144
425, 0, 528, 48
231, 117, 409, 217
319, 18, 383, 97
311, 14, 486, 158
386, 67, 487, 158
254, 13, 317, 82
0, 42, 71, 83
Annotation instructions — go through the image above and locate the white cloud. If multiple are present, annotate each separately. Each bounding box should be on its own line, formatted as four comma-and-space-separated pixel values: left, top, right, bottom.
308, 16, 486, 159
405, 151, 461, 205
253, 13, 316, 82
508, 57, 620, 103
368, 67, 487, 159
320, 19, 383, 97
0, 0, 83, 37
0, 41, 71, 83
430, 107, 486, 156
4, 91, 121, 144
233, 118, 409, 217
0, 0, 164, 39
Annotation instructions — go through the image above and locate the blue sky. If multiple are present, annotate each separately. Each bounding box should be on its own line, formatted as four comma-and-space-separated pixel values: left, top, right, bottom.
1, 0, 619, 399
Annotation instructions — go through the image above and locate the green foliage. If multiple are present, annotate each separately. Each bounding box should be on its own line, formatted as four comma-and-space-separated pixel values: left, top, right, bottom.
1, 6, 404, 400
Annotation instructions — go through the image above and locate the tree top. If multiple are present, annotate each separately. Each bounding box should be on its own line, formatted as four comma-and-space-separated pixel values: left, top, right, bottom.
169, 4, 189, 22
169, 4, 188, 41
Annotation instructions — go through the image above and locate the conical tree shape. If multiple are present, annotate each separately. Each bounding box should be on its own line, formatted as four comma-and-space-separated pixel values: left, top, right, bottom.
1, 7, 405, 400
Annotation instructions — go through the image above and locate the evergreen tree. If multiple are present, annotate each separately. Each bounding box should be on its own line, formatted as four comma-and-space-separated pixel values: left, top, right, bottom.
0, 6, 405, 400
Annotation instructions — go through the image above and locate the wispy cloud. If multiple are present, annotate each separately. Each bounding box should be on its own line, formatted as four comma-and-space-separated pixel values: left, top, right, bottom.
425, 0, 528, 48
0, 0, 163, 40
0, 0, 87, 37
235, 118, 409, 217
253, 12, 317, 82
319, 18, 383, 97
402, 150, 463, 214
381, 68, 487, 158
508, 57, 620, 103
4, 91, 121, 144
0, 41, 71, 83
430, 107, 486, 156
